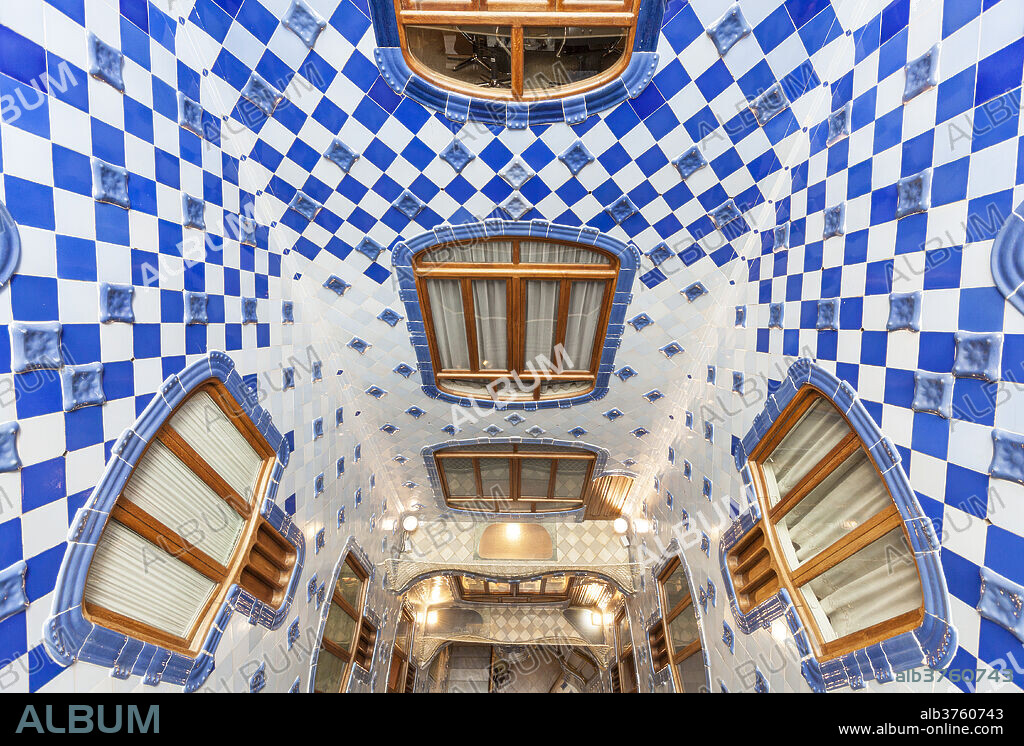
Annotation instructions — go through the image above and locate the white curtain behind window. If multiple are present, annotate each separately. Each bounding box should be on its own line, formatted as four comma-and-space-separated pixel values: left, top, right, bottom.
519, 240, 605, 264
472, 279, 507, 370
84, 521, 216, 638
524, 280, 559, 367
761, 401, 850, 505
562, 281, 604, 370
426, 279, 470, 370
421, 240, 512, 263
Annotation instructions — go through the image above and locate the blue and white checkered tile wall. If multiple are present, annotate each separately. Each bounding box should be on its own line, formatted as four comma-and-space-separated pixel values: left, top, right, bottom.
0, 0, 1020, 692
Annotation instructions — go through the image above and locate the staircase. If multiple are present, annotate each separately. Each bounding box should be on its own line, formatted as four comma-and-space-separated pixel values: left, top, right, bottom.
446, 644, 492, 693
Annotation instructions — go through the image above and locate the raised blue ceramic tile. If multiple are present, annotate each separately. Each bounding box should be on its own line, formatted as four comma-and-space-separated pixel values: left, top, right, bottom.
61, 362, 105, 411
952, 331, 1002, 381
288, 191, 322, 221
0, 560, 28, 622
887, 291, 922, 331
88, 33, 124, 92
754, 668, 768, 693
500, 157, 535, 189
826, 103, 850, 146
710, 199, 741, 228
0, 200, 20, 290
92, 159, 130, 209
501, 192, 532, 219
895, 169, 931, 219
348, 337, 370, 354
282, 367, 295, 390
249, 662, 266, 693
558, 141, 594, 176
773, 222, 789, 250
239, 215, 257, 246
992, 206, 1024, 318
990, 429, 1024, 484
337, 506, 345, 525
605, 195, 638, 224
324, 138, 359, 172
483, 424, 502, 436
335, 407, 344, 426
315, 528, 326, 554
241, 71, 283, 116
912, 372, 954, 419
314, 473, 324, 496
287, 619, 300, 649
442, 424, 459, 436
750, 83, 788, 126
377, 308, 403, 327
242, 297, 258, 324
11, 322, 62, 372
365, 385, 386, 399
629, 313, 654, 331
324, 275, 351, 296
823, 203, 845, 239
393, 190, 424, 219
977, 566, 1024, 643
0, 422, 20, 472
393, 363, 413, 378
603, 408, 623, 420
646, 242, 673, 266
682, 282, 708, 302
660, 342, 684, 358
904, 44, 940, 102
768, 302, 784, 329
700, 532, 710, 556
313, 417, 324, 440
405, 406, 425, 419
568, 426, 587, 438
673, 146, 707, 179
643, 390, 663, 403
735, 306, 746, 327
615, 366, 637, 380
178, 92, 203, 137
440, 140, 474, 173
100, 283, 134, 323
707, 3, 751, 56
282, 0, 326, 48
816, 297, 839, 330
732, 371, 744, 394
282, 300, 294, 324
504, 413, 524, 426
356, 237, 384, 261
183, 194, 206, 229
312, 361, 322, 381
525, 425, 545, 437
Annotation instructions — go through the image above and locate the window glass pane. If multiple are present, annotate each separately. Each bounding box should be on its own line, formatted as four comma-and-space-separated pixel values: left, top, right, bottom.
395, 614, 412, 650
461, 576, 486, 593
562, 281, 604, 371
473, 279, 508, 371
553, 458, 588, 499
406, 25, 512, 91
324, 601, 358, 649
667, 606, 699, 652
489, 582, 511, 594
420, 240, 513, 263
761, 399, 851, 506
520, 458, 553, 498
519, 240, 607, 264
519, 580, 542, 593
775, 450, 892, 570
676, 654, 705, 693
479, 458, 511, 502
442, 457, 477, 497
521, 26, 628, 93
336, 561, 363, 610
661, 565, 690, 613
546, 576, 569, 593
84, 521, 217, 639
617, 616, 631, 652
169, 390, 263, 503
314, 649, 347, 693
122, 440, 244, 565
524, 280, 559, 367
426, 279, 470, 370
799, 528, 923, 643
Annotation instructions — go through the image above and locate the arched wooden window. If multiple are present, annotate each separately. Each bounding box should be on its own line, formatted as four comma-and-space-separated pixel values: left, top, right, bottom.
610, 606, 635, 693
81, 379, 295, 656
393, 0, 642, 100
387, 607, 417, 692
651, 556, 704, 692
727, 385, 925, 661
314, 552, 378, 692
413, 237, 617, 401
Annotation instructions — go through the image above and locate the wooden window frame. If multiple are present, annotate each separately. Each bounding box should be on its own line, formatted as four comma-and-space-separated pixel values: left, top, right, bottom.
454, 573, 576, 602
393, 0, 642, 101
730, 384, 925, 662
82, 379, 293, 658
654, 556, 702, 692
413, 237, 618, 402
610, 606, 635, 693
434, 443, 597, 513
316, 553, 376, 693
388, 607, 417, 692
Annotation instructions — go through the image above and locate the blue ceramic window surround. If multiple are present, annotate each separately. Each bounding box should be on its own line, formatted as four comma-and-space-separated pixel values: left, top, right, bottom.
721, 359, 956, 692
392, 220, 639, 410
0, 200, 22, 289
991, 201, 1024, 316
368, 0, 665, 127
44, 353, 304, 691
652, 544, 711, 693
0, 421, 20, 472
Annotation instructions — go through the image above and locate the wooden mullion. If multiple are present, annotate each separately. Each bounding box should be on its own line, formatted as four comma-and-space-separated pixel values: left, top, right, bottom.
749, 388, 821, 462
84, 602, 192, 655
511, 26, 524, 98
461, 278, 480, 372
769, 432, 861, 521
474, 458, 484, 500
159, 428, 250, 518
788, 505, 903, 587
397, 10, 634, 24
818, 607, 924, 661
414, 266, 618, 280
673, 639, 702, 664
331, 592, 360, 620
554, 279, 571, 370
110, 503, 226, 583
512, 276, 524, 373
511, 455, 521, 507
587, 280, 614, 374
546, 459, 557, 500
320, 637, 352, 659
